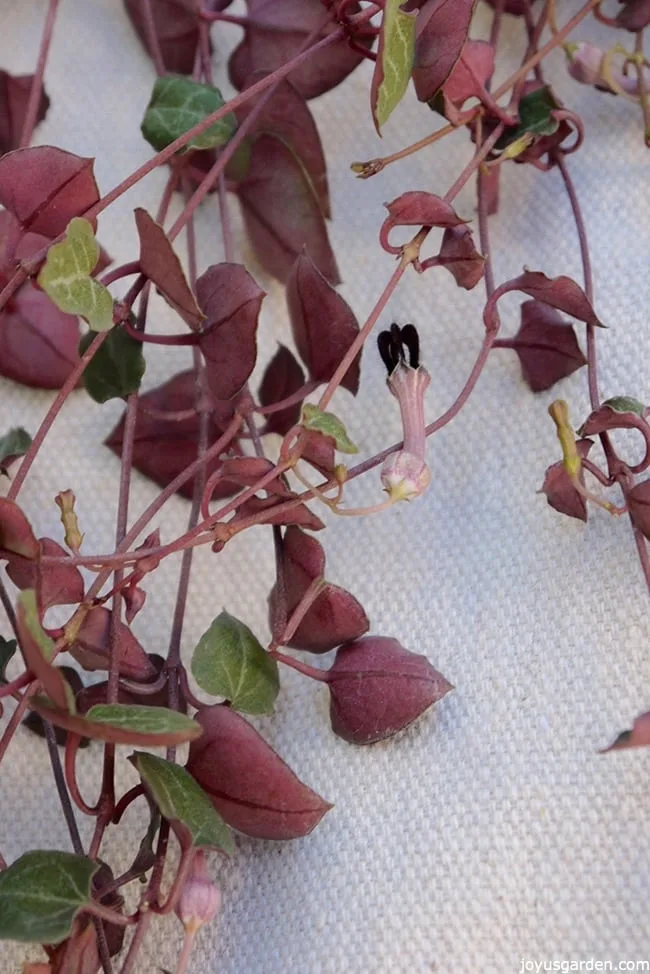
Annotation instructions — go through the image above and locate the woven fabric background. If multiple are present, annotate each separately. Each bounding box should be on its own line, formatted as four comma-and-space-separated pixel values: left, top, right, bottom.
1, 2, 650, 972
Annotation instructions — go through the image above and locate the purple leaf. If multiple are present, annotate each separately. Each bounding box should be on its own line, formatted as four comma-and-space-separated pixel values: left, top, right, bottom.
259, 344, 306, 436
186, 703, 332, 839
484, 270, 601, 332
135, 208, 205, 329
0, 71, 49, 155
236, 134, 339, 285
484, 0, 540, 12
68, 606, 157, 681
196, 263, 263, 400
440, 39, 494, 121
105, 371, 237, 501
615, 0, 650, 31
436, 225, 485, 289
269, 526, 369, 654
287, 253, 360, 394
228, 0, 368, 101
540, 438, 593, 522
218, 456, 292, 496
412, 0, 477, 103
502, 300, 587, 392
6, 537, 84, 611
626, 479, 650, 540
327, 636, 453, 745
227, 494, 325, 532
0, 146, 99, 237
380, 191, 466, 254
602, 710, 650, 752
579, 398, 646, 436
236, 74, 330, 216
300, 429, 337, 478
0, 498, 39, 559
124, 0, 206, 74
0, 281, 81, 389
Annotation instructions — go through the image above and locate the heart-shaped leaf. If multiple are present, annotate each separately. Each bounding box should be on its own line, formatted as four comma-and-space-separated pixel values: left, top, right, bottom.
30, 697, 202, 746
141, 75, 237, 153
0, 850, 98, 944
540, 438, 593, 522
494, 84, 561, 154
16, 590, 76, 712
437, 40, 494, 121
0, 499, 39, 559
221, 494, 325, 537
579, 398, 647, 436
124, 0, 204, 75
191, 611, 279, 714
0, 70, 49, 155
237, 134, 339, 285
259, 345, 306, 436
412, 0, 477, 102
131, 751, 234, 852
0, 427, 31, 475
79, 326, 146, 403
135, 208, 204, 329
327, 636, 453, 744
68, 605, 156, 681
301, 404, 358, 454
300, 429, 337, 477
187, 704, 332, 839
0, 147, 99, 237
37, 219, 113, 332
615, 0, 650, 32
6, 538, 85, 611
371, 0, 417, 132
380, 191, 466, 255
287, 252, 360, 394
484, 270, 602, 332
498, 300, 587, 392
435, 225, 485, 289
196, 263, 263, 400
0, 282, 81, 389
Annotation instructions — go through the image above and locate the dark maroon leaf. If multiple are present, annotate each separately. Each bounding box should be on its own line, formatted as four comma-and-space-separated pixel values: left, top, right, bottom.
439, 39, 494, 121
502, 300, 587, 392
187, 703, 332, 839
135, 208, 205, 329
259, 345, 306, 436
0, 71, 49, 155
196, 263, 263, 400
579, 398, 647, 436
228, 494, 325, 533
615, 0, 650, 31
436, 225, 484, 289
6, 537, 84, 611
484, 0, 540, 12
237, 75, 330, 217
412, 0, 477, 102
327, 636, 453, 745
380, 191, 466, 255
124, 0, 206, 75
287, 253, 360, 394
0, 281, 81, 389
236, 134, 339, 285
0, 498, 39, 559
484, 270, 601, 332
300, 429, 337, 478
602, 710, 650, 752
269, 526, 369, 654
540, 438, 592, 522
228, 0, 368, 101
626, 479, 650, 539
68, 606, 156, 681
0, 146, 99, 237
219, 456, 292, 496
105, 371, 237, 501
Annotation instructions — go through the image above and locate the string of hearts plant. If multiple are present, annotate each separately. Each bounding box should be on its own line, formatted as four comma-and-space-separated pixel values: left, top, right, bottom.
1, 0, 650, 971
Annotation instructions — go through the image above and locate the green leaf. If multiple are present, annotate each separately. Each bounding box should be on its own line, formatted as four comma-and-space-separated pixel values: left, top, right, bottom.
0, 636, 16, 684
86, 704, 201, 740
0, 850, 98, 944
131, 751, 234, 852
495, 86, 560, 154
603, 396, 646, 416
301, 404, 358, 454
141, 75, 237, 153
79, 325, 146, 403
37, 218, 114, 332
19, 589, 54, 662
372, 0, 417, 132
0, 427, 31, 475
191, 611, 279, 715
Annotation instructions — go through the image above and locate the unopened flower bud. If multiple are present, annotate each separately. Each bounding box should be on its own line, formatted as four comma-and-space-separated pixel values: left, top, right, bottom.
54, 489, 84, 553
548, 399, 581, 480
175, 851, 221, 935
381, 450, 431, 501
566, 42, 607, 87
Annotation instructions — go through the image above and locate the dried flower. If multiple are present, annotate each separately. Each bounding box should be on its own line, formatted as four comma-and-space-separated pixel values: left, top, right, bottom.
377, 324, 431, 501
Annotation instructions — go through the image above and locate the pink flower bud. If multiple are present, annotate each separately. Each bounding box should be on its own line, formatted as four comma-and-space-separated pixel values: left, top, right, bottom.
175, 851, 222, 935
566, 42, 606, 87
380, 450, 431, 501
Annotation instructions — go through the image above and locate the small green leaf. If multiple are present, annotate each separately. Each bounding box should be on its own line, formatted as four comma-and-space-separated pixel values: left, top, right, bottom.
0, 427, 31, 475
372, 0, 417, 131
191, 611, 279, 715
495, 86, 560, 154
19, 589, 54, 662
0, 636, 17, 684
131, 751, 234, 852
0, 850, 98, 944
79, 326, 146, 403
37, 218, 114, 331
603, 396, 646, 416
301, 404, 358, 454
141, 75, 237, 153
86, 703, 201, 740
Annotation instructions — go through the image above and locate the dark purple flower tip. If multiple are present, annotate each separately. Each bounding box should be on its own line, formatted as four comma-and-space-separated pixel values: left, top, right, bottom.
377, 323, 420, 375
